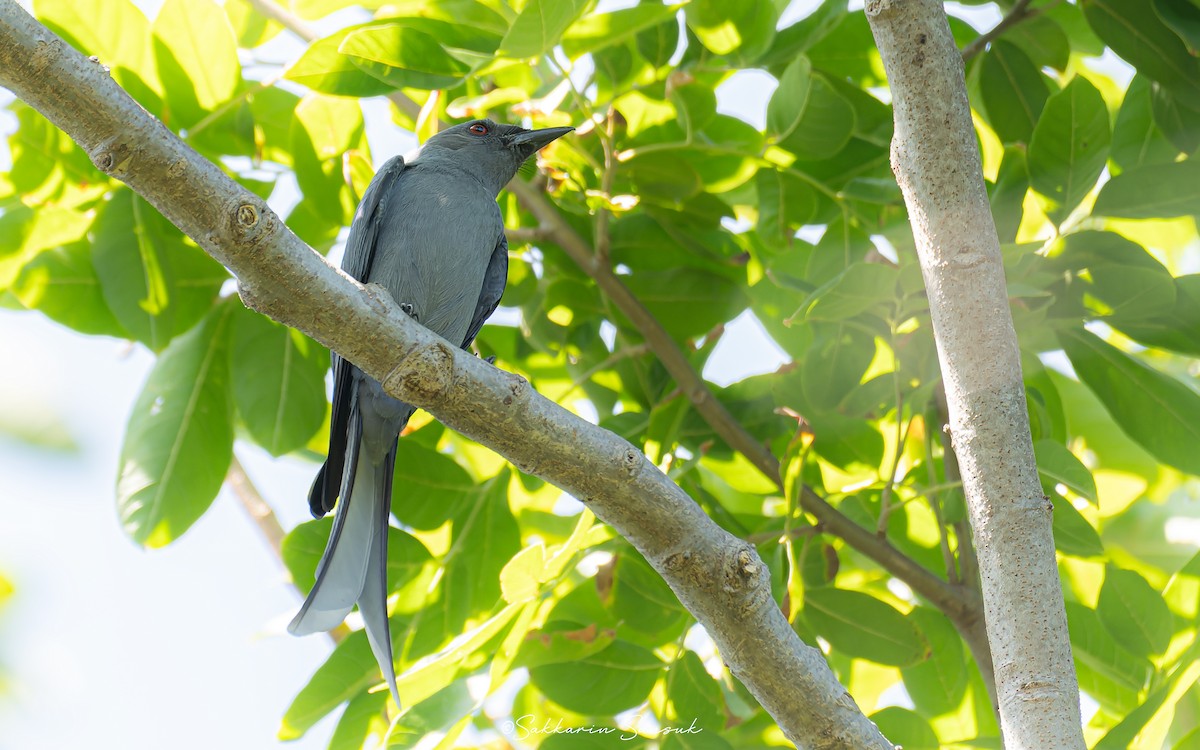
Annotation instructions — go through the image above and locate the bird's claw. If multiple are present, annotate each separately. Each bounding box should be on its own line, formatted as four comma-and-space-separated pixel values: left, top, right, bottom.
399, 302, 419, 322
485, 355, 497, 365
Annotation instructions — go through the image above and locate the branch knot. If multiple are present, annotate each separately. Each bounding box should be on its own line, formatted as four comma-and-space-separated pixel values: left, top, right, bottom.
383, 340, 456, 406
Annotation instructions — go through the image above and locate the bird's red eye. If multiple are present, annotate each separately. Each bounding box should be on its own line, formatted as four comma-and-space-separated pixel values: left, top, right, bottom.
468, 123, 489, 136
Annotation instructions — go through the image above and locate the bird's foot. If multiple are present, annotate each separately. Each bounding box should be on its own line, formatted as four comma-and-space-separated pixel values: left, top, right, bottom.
399, 302, 419, 322
485, 355, 497, 365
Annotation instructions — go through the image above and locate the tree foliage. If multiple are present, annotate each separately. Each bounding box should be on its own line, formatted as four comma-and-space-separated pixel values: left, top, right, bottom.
2, 0, 1200, 747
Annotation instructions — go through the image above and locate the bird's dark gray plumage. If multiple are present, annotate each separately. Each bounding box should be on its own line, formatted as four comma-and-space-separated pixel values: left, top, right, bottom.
288, 120, 572, 708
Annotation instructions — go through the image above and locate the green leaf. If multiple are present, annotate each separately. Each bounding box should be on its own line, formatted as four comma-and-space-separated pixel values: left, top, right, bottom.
806, 412, 884, 471
514, 621, 618, 670
801, 326, 874, 411
10, 240, 125, 337
91, 189, 228, 351
1094, 651, 1200, 750
636, 2, 682, 68
385, 680, 475, 747
151, 0, 241, 128
1066, 601, 1152, 715
529, 640, 663, 715
0, 203, 90, 290
980, 40, 1051, 145
612, 552, 688, 638
6, 103, 107, 203
793, 262, 897, 322
1006, 14, 1071, 71
1028, 76, 1111, 223
35, 0, 162, 109
1109, 275, 1200, 356
991, 146, 1029, 245
562, 2, 686, 59
230, 307, 328, 456
755, 169, 818, 243
1059, 328, 1200, 476
328, 691, 387, 750
441, 474, 521, 629
1098, 566, 1174, 656
225, 0, 283, 49
1093, 161, 1200, 219
1111, 75, 1180, 171
1154, 0, 1200, 54
766, 56, 855, 159
390, 441, 474, 530
280, 629, 380, 739
1152, 85, 1200, 153
1051, 495, 1105, 558
116, 303, 234, 547
498, 0, 589, 58
622, 269, 745, 341
1082, 0, 1200, 95
1057, 231, 1177, 321
900, 607, 968, 716
381, 0, 510, 35
684, 0, 776, 59
1035, 439, 1098, 504
870, 707, 939, 750
340, 22, 497, 91
804, 588, 929, 666
665, 651, 725, 729
290, 94, 365, 224
285, 23, 399, 97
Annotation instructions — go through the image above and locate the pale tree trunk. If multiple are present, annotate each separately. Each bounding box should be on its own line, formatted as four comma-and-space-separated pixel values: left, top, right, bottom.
864, 2, 1086, 749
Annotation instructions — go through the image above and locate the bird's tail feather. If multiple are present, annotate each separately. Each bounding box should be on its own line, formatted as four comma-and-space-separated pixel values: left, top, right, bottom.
289, 408, 368, 635
358, 445, 398, 707
288, 405, 401, 708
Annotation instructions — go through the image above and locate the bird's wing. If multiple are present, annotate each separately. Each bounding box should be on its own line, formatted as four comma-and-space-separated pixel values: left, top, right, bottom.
308, 155, 408, 518
460, 232, 508, 350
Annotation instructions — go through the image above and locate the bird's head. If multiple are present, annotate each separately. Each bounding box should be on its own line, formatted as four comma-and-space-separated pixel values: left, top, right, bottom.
420, 119, 573, 194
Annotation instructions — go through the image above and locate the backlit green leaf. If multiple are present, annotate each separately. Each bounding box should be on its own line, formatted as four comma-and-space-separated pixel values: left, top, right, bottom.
231, 307, 329, 456
116, 302, 234, 547
804, 588, 929, 666
1093, 161, 1200, 219
91, 189, 228, 351
1028, 76, 1111, 223
980, 40, 1051, 145
1059, 328, 1200, 476
152, 0, 241, 127
498, 0, 589, 58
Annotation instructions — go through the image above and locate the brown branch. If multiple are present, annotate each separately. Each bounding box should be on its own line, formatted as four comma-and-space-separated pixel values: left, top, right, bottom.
503, 226, 551, 245
507, 178, 784, 484
960, 0, 1041, 61
227, 455, 349, 644
241, 0, 317, 43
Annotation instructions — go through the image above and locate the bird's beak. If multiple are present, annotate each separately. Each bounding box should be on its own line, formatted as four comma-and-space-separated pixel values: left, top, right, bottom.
508, 126, 574, 156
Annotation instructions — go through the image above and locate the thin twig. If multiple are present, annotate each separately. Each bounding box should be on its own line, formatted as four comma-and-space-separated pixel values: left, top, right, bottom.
242, 0, 318, 43
594, 106, 617, 264
961, 0, 1043, 61
228, 454, 348, 644
504, 226, 551, 244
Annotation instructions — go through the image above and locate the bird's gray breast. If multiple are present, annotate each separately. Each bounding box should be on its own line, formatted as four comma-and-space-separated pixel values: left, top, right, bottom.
366, 165, 501, 348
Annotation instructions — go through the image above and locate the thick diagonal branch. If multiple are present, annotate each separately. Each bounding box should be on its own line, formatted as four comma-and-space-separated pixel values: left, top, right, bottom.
0, 5, 893, 747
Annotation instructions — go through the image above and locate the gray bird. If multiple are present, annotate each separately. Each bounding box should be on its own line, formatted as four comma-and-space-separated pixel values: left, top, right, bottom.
288, 120, 573, 708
